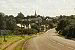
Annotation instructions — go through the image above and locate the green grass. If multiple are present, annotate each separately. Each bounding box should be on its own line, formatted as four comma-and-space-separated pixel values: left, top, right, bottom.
0, 35, 25, 50
0, 33, 39, 50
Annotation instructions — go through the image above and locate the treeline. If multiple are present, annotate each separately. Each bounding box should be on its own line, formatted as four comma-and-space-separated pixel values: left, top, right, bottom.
0, 13, 16, 30
0, 12, 56, 35
56, 15, 75, 39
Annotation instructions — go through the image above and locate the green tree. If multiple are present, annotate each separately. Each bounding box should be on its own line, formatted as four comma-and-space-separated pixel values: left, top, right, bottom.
0, 12, 5, 29
16, 12, 25, 23
16, 12, 24, 18
56, 15, 75, 38
5, 15, 16, 31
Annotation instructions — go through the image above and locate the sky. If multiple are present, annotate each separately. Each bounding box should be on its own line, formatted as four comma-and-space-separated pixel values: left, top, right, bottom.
0, 0, 75, 17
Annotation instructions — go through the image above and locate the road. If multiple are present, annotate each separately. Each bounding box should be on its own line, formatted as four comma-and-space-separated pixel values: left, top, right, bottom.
23, 28, 75, 50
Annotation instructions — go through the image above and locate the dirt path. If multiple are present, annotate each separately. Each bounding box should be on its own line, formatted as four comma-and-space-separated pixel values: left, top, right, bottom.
23, 28, 75, 50
4, 39, 24, 50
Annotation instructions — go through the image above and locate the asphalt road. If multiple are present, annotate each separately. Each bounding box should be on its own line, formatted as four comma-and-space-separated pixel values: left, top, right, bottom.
23, 28, 75, 50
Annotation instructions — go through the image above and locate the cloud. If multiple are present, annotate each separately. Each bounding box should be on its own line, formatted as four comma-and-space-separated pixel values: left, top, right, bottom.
0, 0, 75, 17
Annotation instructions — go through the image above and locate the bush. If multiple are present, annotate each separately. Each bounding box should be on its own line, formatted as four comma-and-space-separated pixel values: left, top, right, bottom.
22, 29, 38, 35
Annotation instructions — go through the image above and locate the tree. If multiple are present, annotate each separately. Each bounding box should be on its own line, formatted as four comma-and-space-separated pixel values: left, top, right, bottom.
0, 12, 5, 29
16, 12, 24, 18
56, 15, 75, 39
4, 15, 17, 31
31, 24, 40, 32
16, 12, 25, 24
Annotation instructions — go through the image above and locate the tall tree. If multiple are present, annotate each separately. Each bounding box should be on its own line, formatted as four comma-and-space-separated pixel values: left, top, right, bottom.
0, 12, 5, 29
16, 12, 25, 24
5, 15, 17, 30
16, 12, 24, 18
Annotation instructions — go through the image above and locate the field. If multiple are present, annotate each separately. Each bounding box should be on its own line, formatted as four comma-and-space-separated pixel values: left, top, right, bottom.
0, 35, 32, 50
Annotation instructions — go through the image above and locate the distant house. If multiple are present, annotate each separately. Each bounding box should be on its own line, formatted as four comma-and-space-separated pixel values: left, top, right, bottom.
17, 24, 31, 29
16, 11, 45, 31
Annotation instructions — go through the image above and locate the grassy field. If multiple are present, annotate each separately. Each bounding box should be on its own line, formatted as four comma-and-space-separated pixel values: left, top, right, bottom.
0, 35, 32, 50
0, 32, 44, 50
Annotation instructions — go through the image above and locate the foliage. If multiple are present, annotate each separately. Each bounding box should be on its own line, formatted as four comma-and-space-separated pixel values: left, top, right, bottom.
0, 12, 56, 35
56, 15, 75, 38
0, 12, 4, 29
16, 12, 25, 24
16, 12, 24, 18
5, 15, 17, 30
31, 24, 40, 32
23, 29, 38, 35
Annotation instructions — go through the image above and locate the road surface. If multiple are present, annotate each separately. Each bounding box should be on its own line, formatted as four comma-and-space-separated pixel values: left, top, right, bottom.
23, 28, 75, 50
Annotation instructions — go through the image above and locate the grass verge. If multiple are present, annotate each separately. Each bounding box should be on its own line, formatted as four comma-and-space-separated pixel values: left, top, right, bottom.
0, 35, 24, 50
